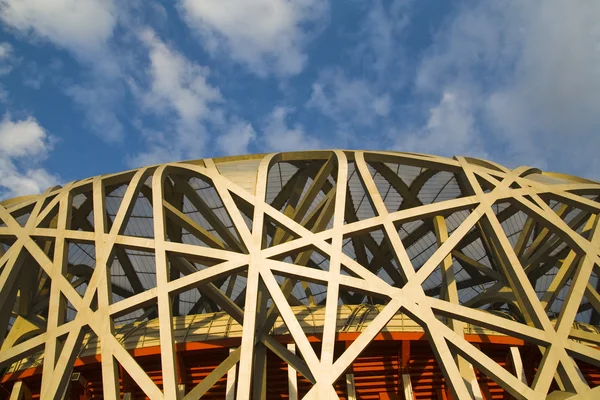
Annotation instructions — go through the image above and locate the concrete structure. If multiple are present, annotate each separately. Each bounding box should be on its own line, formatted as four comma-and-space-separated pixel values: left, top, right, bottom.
0, 150, 599, 399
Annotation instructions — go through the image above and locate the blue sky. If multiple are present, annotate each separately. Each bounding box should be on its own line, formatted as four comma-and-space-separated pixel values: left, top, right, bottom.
0, 0, 599, 199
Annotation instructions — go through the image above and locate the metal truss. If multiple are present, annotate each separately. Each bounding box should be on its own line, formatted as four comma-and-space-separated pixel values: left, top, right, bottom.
1, 150, 600, 399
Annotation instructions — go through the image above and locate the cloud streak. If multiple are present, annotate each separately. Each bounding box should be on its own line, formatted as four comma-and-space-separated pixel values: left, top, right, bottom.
179, 0, 328, 76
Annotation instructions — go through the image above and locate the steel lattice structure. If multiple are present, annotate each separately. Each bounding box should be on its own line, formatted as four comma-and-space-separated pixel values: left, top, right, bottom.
1, 150, 600, 400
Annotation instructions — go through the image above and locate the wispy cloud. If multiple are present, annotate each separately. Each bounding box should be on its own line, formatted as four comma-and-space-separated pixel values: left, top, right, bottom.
129, 29, 225, 167
261, 107, 322, 151
411, 0, 600, 176
392, 91, 486, 159
0, 42, 16, 76
307, 68, 391, 127
0, 0, 117, 65
215, 122, 257, 156
178, 0, 328, 76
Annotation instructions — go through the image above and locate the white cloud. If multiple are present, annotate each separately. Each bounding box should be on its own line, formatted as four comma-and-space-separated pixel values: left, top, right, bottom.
307, 69, 392, 126
141, 30, 222, 128
0, 116, 49, 157
262, 107, 322, 152
178, 0, 328, 76
128, 30, 224, 166
411, 0, 600, 177
0, 0, 126, 144
0, 0, 117, 63
215, 122, 256, 156
354, 0, 411, 84
0, 116, 59, 198
0, 42, 15, 75
66, 84, 124, 143
394, 91, 486, 159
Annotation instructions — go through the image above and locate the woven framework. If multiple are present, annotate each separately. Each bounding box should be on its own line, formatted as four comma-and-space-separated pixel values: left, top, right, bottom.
1, 150, 600, 399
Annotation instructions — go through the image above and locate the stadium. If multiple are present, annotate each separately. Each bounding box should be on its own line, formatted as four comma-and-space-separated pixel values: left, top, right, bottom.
0, 150, 599, 400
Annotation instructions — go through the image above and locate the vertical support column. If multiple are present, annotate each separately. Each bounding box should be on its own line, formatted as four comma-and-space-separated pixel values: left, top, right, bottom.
434, 216, 483, 400
226, 347, 238, 400
236, 155, 269, 399
400, 340, 410, 373
120, 363, 135, 399
176, 349, 188, 397
287, 343, 298, 400
401, 374, 414, 400
9, 381, 32, 400
69, 372, 88, 400
346, 373, 357, 400
319, 152, 348, 398
400, 341, 413, 400
177, 384, 186, 398
41, 192, 74, 399
509, 347, 528, 385
152, 167, 180, 399
253, 281, 268, 400
436, 388, 449, 400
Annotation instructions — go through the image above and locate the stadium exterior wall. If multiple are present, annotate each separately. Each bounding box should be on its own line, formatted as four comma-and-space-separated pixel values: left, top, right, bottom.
0, 150, 599, 399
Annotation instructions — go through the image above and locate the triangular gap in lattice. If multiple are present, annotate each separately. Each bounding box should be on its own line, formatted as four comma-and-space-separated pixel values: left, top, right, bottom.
61, 239, 97, 300
8, 202, 34, 228
344, 160, 378, 222
262, 213, 302, 249
268, 242, 331, 272
395, 164, 464, 206
170, 257, 248, 317
174, 270, 247, 316
164, 170, 245, 252
229, 190, 254, 233
120, 175, 154, 239
265, 159, 302, 207
538, 191, 600, 240
108, 244, 157, 304
342, 226, 405, 288
1, 254, 50, 353
393, 206, 480, 283
266, 157, 338, 233
271, 271, 328, 309
67, 183, 96, 232
419, 251, 503, 311
104, 177, 132, 228
365, 154, 468, 210
36, 199, 61, 229
362, 157, 406, 213
0, 234, 17, 258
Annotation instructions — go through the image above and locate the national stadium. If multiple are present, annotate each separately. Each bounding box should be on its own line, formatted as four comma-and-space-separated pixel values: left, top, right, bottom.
1, 150, 599, 400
